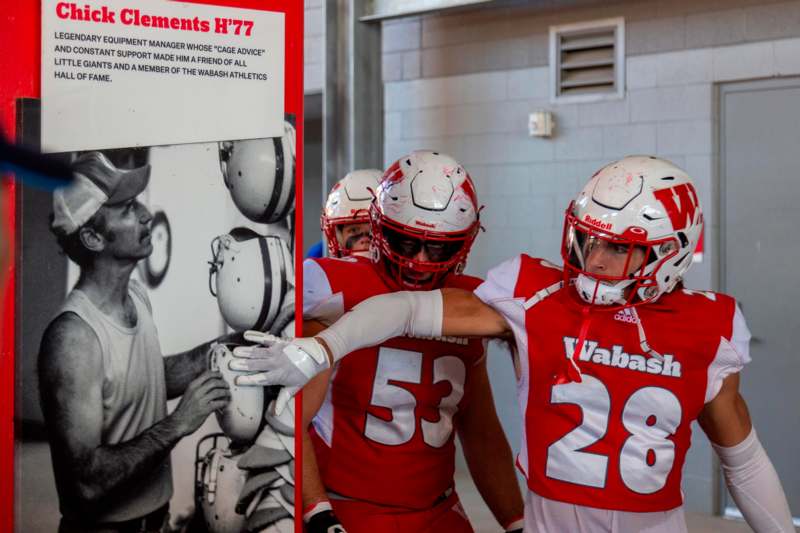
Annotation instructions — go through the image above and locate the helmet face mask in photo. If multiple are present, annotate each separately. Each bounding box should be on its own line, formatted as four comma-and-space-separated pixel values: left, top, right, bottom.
369, 150, 480, 291
561, 155, 703, 308
321, 169, 382, 257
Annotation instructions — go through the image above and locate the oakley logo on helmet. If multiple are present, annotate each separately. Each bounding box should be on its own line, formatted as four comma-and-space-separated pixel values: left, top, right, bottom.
653, 183, 699, 231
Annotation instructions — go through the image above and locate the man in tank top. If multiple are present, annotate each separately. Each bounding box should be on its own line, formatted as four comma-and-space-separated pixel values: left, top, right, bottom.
38, 152, 232, 533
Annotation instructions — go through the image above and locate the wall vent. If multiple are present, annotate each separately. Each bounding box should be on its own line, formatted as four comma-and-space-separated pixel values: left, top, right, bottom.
550, 18, 625, 103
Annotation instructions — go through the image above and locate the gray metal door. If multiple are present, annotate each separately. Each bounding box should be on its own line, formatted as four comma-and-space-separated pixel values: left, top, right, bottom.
720, 77, 800, 524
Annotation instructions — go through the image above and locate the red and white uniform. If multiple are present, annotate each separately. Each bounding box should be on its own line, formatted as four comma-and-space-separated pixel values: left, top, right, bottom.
304, 255, 485, 518
474, 255, 751, 531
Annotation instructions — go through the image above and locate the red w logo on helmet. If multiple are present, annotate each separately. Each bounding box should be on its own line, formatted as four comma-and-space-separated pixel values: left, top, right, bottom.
653, 183, 699, 231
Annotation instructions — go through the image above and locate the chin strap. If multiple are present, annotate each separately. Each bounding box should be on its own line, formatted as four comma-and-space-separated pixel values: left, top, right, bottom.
559, 306, 591, 384
629, 307, 664, 360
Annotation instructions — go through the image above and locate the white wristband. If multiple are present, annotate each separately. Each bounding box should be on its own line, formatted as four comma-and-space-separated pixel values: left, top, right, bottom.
303, 500, 332, 523
317, 290, 443, 363
284, 337, 329, 377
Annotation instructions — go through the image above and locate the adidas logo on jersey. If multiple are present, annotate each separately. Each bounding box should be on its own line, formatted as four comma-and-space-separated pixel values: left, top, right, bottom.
613, 308, 639, 324
563, 337, 682, 378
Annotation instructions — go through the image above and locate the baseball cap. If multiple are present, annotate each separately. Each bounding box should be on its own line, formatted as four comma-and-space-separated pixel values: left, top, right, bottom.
51, 151, 150, 236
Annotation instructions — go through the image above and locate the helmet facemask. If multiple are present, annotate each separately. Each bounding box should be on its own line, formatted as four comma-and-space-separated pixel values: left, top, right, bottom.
321, 210, 371, 258
562, 203, 680, 308
371, 209, 477, 291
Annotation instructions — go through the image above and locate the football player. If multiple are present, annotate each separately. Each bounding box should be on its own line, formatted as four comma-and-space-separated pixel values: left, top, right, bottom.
243, 151, 524, 532
235, 156, 795, 532
321, 169, 382, 258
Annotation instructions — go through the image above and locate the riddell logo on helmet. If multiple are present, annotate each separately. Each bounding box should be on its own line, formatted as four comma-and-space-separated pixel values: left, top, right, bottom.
584, 215, 612, 231
415, 220, 436, 228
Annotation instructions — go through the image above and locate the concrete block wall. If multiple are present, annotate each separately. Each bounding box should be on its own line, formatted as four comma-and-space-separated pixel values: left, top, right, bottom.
382, 0, 800, 515
305, 0, 323, 93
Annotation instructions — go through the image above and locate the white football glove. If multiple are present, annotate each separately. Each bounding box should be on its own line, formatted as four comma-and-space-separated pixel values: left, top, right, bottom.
231, 332, 330, 414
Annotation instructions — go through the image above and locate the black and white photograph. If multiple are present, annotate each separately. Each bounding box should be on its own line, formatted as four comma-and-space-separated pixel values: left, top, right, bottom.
15, 118, 297, 533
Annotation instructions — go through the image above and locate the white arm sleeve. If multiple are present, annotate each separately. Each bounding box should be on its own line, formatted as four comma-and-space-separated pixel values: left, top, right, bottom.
712, 429, 795, 533
316, 290, 443, 363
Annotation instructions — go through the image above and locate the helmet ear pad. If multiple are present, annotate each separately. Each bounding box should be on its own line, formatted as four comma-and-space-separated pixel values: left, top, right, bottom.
210, 343, 265, 444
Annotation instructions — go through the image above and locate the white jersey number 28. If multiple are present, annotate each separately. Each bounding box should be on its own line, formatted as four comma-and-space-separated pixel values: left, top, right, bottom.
546, 374, 682, 494
364, 347, 465, 448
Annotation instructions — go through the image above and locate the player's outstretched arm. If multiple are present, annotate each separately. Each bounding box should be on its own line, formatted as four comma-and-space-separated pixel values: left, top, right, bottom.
698, 374, 795, 533
457, 359, 524, 532
231, 288, 511, 413
317, 288, 510, 365
440, 288, 513, 339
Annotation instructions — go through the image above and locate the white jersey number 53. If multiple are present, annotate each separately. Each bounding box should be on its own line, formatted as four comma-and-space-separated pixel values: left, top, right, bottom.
364, 347, 465, 448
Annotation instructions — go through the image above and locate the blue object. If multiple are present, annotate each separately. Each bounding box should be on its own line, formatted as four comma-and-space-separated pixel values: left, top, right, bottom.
306, 240, 324, 258
0, 163, 71, 191
0, 137, 73, 190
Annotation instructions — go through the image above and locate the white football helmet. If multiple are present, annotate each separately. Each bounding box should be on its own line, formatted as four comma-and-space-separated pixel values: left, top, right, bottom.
209, 343, 265, 444
370, 150, 480, 290
562, 155, 703, 306
209, 228, 294, 332
321, 169, 382, 257
219, 121, 296, 223
194, 434, 247, 533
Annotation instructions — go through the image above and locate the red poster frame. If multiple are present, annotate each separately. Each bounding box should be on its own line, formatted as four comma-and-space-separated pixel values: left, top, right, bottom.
0, 2, 304, 531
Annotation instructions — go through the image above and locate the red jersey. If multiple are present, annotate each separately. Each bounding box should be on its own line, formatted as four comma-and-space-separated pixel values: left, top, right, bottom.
303, 255, 486, 509
474, 255, 751, 513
